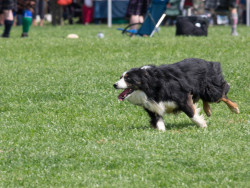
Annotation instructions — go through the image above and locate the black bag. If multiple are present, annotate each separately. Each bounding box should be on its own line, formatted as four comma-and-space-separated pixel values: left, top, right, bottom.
176, 16, 209, 36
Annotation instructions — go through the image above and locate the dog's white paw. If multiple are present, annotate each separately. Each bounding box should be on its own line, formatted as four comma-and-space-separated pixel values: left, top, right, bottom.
156, 119, 166, 132
191, 106, 207, 128
199, 122, 207, 128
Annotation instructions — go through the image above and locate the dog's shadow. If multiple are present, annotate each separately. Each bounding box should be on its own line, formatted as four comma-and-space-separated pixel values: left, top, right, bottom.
129, 122, 195, 131
165, 122, 195, 130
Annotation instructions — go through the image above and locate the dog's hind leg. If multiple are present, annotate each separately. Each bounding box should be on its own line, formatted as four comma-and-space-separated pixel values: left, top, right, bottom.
202, 100, 212, 117
220, 97, 240, 114
181, 94, 207, 128
144, 108, 165, 131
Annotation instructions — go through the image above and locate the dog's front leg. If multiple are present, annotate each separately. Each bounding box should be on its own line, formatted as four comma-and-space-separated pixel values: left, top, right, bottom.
144, 108, 166, 131
182, 94, 207, 128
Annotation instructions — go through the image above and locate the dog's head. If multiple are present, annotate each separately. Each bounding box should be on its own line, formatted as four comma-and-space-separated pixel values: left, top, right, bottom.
113, 66, 153, 101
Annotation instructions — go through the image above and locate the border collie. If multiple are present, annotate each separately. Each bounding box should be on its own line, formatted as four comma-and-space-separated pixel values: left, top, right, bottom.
113, 58, 239, 131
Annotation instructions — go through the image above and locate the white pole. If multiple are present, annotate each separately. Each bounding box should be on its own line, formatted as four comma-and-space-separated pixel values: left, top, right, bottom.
108, 0, 112, 27
247, 0, 250, 26
150, 13, 167, 37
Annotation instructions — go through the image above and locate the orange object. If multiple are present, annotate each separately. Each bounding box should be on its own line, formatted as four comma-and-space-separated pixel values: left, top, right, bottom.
57, 0, 72, 6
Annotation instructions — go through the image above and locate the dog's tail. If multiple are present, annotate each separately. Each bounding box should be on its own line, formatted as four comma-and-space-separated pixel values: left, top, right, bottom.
220, 83, 239, 114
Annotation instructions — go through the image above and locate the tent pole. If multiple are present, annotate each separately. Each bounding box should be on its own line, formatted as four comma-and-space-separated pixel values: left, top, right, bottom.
108, 0, 112, 27
247, 0, 250, 26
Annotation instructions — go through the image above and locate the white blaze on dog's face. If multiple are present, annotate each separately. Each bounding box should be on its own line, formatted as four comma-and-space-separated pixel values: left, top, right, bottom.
114, 67, 153, 102
114, 71, 128, 89
114, 71, 136, 101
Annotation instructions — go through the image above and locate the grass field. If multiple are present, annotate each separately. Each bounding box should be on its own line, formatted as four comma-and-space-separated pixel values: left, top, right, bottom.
0, 24, 249, 187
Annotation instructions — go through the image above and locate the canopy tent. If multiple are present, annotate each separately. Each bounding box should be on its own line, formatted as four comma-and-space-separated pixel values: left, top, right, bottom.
107, 0, 250, 27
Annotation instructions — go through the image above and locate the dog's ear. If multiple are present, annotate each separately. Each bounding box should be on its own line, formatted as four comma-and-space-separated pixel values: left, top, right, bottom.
140, 70, 152, 91
141, 68, 162, 96
135, 69, 149, 87
125, 69, 143, 87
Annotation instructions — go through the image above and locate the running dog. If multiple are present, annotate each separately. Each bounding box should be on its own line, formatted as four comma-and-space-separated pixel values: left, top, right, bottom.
113, 58, 239, 131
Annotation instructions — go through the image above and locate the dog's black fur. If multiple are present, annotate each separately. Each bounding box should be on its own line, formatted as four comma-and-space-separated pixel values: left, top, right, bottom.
114, 58, 239, 130
129, 59, 227, 101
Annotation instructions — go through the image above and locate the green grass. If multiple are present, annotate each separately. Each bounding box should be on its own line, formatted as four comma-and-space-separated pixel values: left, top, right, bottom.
0, 24, 249, 187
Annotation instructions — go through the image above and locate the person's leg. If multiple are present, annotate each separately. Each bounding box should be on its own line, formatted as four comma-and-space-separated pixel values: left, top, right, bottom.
39, 17, 43, 26
228, 0, 238, 36
51, 0, 56, 25
139, 15, 144, 23
230, 8, 238, 36
32, 0, 38, 26
55, 7, 59, 25
39, 0, 45, 26
56, 4, 63, 25
68, 5, 73, 25
22, 10, 32, 37
2, 9, 14, 37
130, 15, 140, 30
84, 6, 91, 25
0, 13, 4, 25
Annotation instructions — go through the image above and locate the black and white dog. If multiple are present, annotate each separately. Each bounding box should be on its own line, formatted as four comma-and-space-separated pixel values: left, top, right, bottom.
113, 58, 239, 131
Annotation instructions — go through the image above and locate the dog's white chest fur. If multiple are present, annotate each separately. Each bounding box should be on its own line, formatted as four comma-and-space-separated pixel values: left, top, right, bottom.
127, 90, 178, 116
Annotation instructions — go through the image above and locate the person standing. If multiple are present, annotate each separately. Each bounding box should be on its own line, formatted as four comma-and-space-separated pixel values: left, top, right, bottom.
205, 0, 239, 36
127, 0, 151, 30
229, 4, 239, 36
217, 0, 239, 36
0, 0, 16, 37
17, 0, 36, 37
50, 0, 63, 25
82, 0, 93, 25
32, 0, 46, 26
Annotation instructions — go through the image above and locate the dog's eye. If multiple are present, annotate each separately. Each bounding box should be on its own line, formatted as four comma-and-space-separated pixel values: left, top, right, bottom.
125, 77, 131, 81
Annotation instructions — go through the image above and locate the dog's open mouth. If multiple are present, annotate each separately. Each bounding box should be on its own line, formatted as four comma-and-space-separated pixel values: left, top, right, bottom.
118, 88, 134, 101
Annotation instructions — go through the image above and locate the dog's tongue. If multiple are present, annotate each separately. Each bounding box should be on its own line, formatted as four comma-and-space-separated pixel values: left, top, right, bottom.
118, 89, 131, 101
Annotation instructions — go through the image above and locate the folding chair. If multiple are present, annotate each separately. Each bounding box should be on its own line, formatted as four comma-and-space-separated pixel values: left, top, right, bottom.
118, 0, 170, 37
